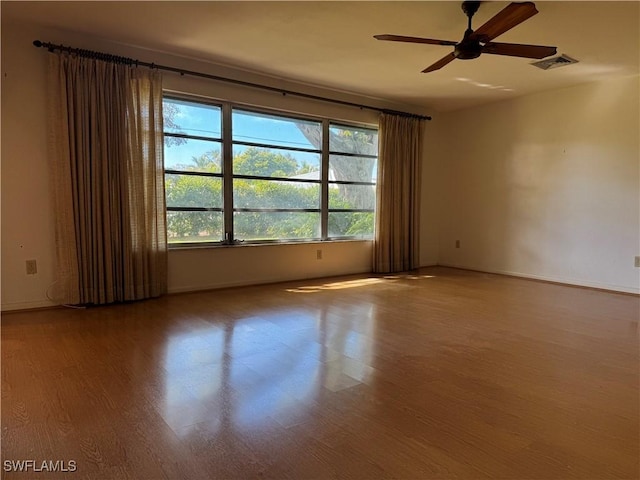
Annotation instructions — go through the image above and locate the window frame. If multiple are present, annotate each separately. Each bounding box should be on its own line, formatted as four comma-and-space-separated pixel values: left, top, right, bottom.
163, 94, 378, 247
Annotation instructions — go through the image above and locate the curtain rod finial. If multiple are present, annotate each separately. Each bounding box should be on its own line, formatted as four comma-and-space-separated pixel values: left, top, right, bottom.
33, 40, 43, 48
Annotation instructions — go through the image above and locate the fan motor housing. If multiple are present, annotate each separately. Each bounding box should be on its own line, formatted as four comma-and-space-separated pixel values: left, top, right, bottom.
454, 41, 482, 59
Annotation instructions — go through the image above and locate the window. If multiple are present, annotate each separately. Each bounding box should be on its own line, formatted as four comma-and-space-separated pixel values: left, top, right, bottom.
163, 96, 378, 245
164, 98, 223, 243
232, 109, 322, 241
328, 123, 378, 238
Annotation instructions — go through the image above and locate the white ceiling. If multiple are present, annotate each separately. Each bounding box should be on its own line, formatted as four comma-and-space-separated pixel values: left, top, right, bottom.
3, 1, 639, 111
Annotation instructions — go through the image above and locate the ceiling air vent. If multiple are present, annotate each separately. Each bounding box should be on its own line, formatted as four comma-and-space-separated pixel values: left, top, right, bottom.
531, 54, 578, 70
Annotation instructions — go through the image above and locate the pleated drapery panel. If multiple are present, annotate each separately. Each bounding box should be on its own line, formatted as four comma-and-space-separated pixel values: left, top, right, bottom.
373, 113, 424, 273
126, 69, 167, 301
48, 54, 167, 305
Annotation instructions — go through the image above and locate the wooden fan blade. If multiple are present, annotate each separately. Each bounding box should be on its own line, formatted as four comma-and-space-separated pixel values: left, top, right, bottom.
482, 42, 557, 59
422, 53, 457, 73
470, 2, 538, 43
374, 34, 457, 46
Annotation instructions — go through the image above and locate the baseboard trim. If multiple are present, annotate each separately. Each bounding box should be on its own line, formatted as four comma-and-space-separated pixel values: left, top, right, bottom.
167, 269, 372, 295
168, 278, 284, 295
436, 263, 640, 295
1, 299, 60, 313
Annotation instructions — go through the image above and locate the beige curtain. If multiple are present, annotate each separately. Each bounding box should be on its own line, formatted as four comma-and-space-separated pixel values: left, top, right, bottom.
48, 53, 167, 305
373, 113, 424, 273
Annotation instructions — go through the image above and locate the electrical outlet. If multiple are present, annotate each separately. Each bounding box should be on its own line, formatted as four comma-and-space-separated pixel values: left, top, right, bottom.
316, 249, 322, 260
455, 240, 460, 248
635, 256, 640, 268
26, 259, 37, 275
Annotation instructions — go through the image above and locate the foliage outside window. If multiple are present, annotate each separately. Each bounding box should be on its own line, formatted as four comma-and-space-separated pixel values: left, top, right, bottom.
163, 96, 378, 245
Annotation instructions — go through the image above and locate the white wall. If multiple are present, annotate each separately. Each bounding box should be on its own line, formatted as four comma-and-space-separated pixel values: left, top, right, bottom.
436, 75, 640, 293
168, 241, 371, 294
420, 117, 445, 267
1, 21, 57, 310
0, 19, 431, 311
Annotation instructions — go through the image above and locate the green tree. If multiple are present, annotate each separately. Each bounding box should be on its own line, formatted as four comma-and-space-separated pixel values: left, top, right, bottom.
192, 150, 221, 172
295, 124, 377, 209
165, 173, 223, 239
234, 147, 300, 177
164, 148, 222, 240
165, 147, 375, 241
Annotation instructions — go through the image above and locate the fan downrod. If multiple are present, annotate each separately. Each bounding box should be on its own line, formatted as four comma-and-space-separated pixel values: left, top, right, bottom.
456, 1, 482, 60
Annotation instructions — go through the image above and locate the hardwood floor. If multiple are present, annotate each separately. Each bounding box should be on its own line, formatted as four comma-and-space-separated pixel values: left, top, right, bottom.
2, 267, 638, 479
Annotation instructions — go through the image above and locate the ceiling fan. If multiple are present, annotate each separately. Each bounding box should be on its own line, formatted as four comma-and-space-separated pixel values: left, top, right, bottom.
374, 1, 557, 73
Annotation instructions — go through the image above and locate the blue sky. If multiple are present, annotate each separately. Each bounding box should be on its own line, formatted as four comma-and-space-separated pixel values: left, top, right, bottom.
163, 99, 320, 172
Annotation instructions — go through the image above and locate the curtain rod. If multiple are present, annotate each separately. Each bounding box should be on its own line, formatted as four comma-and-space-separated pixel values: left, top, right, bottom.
33, 40, 431, 121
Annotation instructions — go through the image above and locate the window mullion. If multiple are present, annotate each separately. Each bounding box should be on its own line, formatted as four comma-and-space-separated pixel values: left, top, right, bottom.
321, 119, 329, 240
222, 103, 234, 243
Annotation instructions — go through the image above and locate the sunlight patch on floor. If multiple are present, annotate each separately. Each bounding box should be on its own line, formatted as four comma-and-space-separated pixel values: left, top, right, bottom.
285, 274, 435, 293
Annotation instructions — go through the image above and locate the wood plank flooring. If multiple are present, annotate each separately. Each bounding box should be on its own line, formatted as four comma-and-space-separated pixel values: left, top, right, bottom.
1, 267, 638, 479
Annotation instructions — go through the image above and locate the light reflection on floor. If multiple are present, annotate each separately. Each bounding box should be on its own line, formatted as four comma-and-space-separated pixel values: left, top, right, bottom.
286, 274, 434, 293
163, 303, 376, 435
